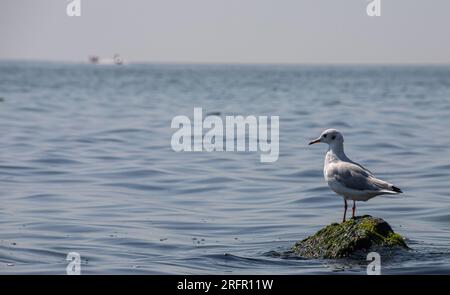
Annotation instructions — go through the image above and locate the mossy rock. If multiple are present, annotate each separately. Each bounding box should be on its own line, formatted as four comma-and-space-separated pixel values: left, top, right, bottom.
292, 215, 408, 259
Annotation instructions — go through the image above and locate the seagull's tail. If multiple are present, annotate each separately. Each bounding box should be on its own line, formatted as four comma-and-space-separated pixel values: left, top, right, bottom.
372, 177, 403, 194
391, 185, 403, 193
379, 185, 403, 195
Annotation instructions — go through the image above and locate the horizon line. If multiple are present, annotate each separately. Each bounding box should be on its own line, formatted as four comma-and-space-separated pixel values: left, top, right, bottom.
1, 57, 450, 67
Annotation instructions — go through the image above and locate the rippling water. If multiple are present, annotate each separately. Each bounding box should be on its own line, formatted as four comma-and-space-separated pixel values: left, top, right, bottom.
0, 61, 449, 274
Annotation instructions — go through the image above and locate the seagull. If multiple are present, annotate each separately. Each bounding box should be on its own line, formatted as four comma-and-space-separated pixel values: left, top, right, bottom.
309, 129, 402, 222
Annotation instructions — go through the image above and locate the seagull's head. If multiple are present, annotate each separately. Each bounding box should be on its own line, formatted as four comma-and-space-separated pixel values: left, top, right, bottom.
309, 129, 344, 146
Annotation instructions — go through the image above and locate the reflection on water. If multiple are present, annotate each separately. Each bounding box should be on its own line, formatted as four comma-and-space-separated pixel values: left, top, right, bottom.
0, 61, 449, 274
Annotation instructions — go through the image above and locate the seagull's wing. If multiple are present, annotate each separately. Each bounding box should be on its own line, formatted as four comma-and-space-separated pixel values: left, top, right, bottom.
327, 162, 394, 192
348, 160, 374, 176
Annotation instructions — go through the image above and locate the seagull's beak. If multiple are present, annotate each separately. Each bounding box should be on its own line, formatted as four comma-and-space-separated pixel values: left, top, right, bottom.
308, 138, 321, 145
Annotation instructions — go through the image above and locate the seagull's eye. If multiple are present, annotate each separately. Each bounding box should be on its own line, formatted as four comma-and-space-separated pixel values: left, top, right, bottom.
323, 134, 327, 138
331, 135, 336, 140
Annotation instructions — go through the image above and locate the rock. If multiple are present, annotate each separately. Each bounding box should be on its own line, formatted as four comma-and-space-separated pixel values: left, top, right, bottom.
292, 215, 408, 259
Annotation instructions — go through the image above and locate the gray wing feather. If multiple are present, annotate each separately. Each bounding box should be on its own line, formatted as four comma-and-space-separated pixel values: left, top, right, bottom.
328, 162, 390, 191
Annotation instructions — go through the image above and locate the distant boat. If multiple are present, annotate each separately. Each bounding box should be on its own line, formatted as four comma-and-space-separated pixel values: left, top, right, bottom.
88, 55, 99, 64
88, 54, 124, 65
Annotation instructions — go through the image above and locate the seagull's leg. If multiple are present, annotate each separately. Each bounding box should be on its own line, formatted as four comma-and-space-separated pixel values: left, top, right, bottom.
352, 201, 356, 218
343, 199, 348, 223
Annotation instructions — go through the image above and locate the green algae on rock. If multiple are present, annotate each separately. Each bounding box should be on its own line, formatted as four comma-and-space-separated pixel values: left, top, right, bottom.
292, 215, 408, 259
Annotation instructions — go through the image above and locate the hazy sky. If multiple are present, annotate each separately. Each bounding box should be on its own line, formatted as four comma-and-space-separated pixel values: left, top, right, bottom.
1, 0, 449, 64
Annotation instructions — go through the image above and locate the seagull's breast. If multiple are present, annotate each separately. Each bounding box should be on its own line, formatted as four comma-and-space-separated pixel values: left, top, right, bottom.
324, 161, 344, 195
323, 152, 341, 193
323, 151, 338, 181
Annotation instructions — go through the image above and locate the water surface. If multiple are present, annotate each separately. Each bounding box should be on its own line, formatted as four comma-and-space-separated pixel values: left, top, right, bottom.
0, 61, 449, 274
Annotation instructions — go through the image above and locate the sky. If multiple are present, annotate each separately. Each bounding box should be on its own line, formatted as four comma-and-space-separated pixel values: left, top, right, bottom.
1, 0, 449, 64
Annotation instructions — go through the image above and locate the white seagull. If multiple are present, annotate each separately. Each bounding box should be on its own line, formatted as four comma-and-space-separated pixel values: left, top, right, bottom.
309, 129, 402, 222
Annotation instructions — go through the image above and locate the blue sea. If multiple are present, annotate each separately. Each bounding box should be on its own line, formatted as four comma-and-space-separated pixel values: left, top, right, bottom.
0, 61, 449, 274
